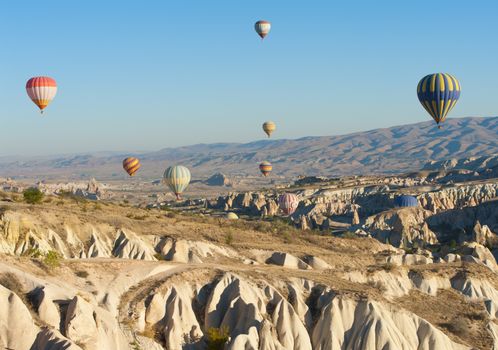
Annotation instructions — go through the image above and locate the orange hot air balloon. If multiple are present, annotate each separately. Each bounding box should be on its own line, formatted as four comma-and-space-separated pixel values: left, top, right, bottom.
123, 157, 141, 176
259, 161, 272, 177
26, 76, 57, 114
255, 20, 271, 39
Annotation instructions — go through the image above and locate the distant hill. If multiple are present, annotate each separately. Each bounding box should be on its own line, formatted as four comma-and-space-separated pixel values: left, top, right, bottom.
1, 117, 497, 181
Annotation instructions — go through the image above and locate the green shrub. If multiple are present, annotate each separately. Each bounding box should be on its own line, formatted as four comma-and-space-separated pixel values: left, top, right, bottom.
206, 326, 229, 350
43, 251, 61, 269
23, 188, 44, 204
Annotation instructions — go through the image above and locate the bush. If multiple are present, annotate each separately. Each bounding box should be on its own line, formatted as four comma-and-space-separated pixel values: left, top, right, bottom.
43, 251, 61, 269
206, 327, 229, 350
23, 188, 44, 204
75, 270, 89, 278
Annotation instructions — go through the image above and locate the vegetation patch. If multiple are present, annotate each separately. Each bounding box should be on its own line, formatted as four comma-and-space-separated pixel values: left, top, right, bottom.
23, 187, 44, 204
43, 251, 62, 269
75, 270, 89, 278
206, 326, 229, 350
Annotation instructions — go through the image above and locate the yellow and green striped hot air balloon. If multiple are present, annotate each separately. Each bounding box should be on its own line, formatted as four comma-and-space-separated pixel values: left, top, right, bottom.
163, 165, 191, 200
417, 73, 461, 129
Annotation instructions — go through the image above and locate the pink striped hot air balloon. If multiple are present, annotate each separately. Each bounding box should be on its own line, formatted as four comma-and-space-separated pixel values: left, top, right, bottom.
278, 193, 299, 215
26, 76, 57, 114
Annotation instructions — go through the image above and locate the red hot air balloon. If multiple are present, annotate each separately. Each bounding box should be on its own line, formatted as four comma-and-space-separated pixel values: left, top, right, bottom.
26, 76, 57, 114
278, 193, 299, 215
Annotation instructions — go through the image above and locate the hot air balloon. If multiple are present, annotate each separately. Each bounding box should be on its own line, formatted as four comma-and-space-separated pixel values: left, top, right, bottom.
26, 76, 57, 114
417, 73, 461, 128
163, 165, 191, 200
394, 195, 418, 208
255, 20, 271, 39
262, 121, 276, 138
122, 157, 141, 177
259, 161, 272, 177
278, 193, 299, 215
226, 212, 239, 220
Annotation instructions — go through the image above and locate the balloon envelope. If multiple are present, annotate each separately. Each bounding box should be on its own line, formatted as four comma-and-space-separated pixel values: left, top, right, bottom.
255, 20, 271, 39
394, 195, 418, 208
163, 165, 191, 200
262, 121, 276, 137
417, 73, 460, 127
259, 161, 272, 177
278, 193, 299, 215
226, 212, 239, 220
26, 76, 57, 113
122, 157, 141, 176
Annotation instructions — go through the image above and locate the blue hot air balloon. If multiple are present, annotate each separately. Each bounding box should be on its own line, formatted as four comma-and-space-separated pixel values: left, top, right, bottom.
417, 73, 461, 128
394, 195, 418, 208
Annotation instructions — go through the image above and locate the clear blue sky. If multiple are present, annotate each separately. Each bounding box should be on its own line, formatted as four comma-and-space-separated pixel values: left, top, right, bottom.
1, 0, 497, 156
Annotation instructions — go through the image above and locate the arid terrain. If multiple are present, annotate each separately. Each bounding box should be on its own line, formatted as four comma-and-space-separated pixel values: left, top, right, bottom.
0, 149, 497, 349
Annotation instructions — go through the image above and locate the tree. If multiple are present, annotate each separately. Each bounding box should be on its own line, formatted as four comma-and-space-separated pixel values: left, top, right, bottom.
23, 188, 44, 204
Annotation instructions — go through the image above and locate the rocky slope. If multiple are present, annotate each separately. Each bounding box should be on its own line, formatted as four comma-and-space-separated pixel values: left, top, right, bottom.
207, 179, 497, 244
1, 193, 498, 349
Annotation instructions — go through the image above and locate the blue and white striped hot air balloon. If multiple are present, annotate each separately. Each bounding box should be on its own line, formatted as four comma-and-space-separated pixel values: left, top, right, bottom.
394, 195, 418, 208
163, 165, 191, 200
417, 73, 461, 128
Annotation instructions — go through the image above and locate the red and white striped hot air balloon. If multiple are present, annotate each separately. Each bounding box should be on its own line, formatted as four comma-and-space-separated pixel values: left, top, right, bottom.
255, 20, 271, 40
26, 76, 57, 114
278, 193, 299, 215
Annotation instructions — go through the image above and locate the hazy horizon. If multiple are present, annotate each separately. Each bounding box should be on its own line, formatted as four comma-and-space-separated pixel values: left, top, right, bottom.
0, 116, 494, 159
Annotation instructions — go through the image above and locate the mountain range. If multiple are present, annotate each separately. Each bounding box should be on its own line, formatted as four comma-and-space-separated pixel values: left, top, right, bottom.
1, 117, 497, 181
